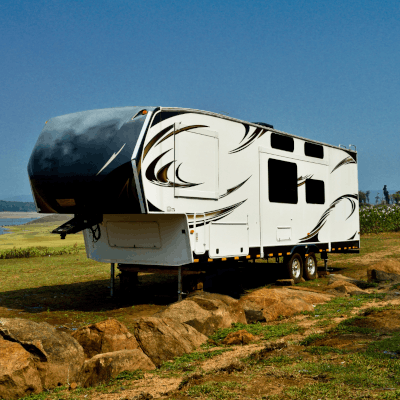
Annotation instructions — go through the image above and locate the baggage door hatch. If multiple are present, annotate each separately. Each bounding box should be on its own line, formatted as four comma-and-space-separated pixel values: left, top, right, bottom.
107, 221, 161, 248
174, 124, 219, 199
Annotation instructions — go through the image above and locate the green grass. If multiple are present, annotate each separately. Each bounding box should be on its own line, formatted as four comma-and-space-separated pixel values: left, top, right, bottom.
246, 353, 294, 367
279, 349, 400, 396
208, 322, 302, 345
390, 282, 400, 291
300, 333, 328, 346
109, 369, 144, 382
186, 381, 245, 399
313, 293, 387, 318
305, 345, 349, 355
160, 349, 231, 372
331, 316, 376, 335
0, 222, 84, 250
366, 333, 400, 359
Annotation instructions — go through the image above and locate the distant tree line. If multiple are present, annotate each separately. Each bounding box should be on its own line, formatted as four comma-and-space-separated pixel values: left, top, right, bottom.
0, 201, 36, 212
359, 186, 400, 205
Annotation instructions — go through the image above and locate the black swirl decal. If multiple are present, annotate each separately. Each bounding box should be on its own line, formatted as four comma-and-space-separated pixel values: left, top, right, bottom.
299, 194, 358, 242
331, 156, 357, 174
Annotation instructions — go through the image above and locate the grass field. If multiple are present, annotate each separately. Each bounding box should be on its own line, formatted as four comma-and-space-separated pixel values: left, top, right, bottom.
0, 222, 85, 250
1, 220, 400, 399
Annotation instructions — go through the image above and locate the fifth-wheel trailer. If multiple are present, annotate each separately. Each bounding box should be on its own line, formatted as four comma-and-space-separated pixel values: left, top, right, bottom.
28, 106, 359, 295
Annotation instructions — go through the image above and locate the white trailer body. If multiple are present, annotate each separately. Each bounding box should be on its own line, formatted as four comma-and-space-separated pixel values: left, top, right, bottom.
28, 106, 359, 274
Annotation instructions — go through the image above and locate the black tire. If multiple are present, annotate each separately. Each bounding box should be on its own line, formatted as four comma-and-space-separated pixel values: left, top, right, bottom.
285, 253, 303, 283
303, 252, 318, 280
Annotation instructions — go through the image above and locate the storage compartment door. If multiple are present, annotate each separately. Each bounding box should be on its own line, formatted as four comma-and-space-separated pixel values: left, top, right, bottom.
209, 222, 249, 258
107, 221, 161, 248
174, 127, 219, 199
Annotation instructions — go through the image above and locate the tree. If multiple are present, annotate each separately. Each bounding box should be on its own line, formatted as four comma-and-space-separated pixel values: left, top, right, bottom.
358, 191, 367, 205
392, 191, 400, 204
383, 185, 390, 204
366, 190, 370, 204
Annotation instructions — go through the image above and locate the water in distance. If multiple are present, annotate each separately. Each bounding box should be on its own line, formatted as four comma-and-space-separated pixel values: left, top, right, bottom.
0, 218, 39, 235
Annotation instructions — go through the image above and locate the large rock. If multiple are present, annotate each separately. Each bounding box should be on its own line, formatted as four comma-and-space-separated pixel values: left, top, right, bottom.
367, 260, 400, 283
79, 349, 155, 388
154, 292, 246, 336
0, 340, 42, 400
239, 288, 331, 323
222, 330, 255, 346
0, 318, 84, 388
71, 319, 140, 359
131, 317, 207, 367
327, 280, 366, 295
328, 274, 371, 289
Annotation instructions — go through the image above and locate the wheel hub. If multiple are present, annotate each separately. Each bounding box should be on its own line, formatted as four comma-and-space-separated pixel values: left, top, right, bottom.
292, 259, 301, 279
307, 257, 316, 275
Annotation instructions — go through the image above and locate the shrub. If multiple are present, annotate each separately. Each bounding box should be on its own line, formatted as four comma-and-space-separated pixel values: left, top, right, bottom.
0, 243, 81, 259
360, 204, 400, 234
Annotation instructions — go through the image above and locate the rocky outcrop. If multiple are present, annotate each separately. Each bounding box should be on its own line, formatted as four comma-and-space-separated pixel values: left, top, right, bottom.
79, 349, 155, 388
328, 274, 371, 289
131, 317, 207, 367
0, 340, 42, 400
71, 319, 140, 359
0, 318, 84, 388
327, 280, 366, 295
239, 288, 331, 323
154, 292, 246, 336
367, 260, 400, 283
222, 330, 255, 346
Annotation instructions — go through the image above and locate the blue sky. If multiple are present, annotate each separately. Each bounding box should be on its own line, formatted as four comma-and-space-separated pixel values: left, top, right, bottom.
0, 0, 399, 199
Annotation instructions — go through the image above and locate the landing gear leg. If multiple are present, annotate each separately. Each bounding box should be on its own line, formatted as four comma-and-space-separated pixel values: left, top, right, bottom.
178, 266, 183, 301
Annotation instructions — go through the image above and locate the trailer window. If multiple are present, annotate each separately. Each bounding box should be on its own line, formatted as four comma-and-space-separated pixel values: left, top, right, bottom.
151, 111, 185, 127
271, 133, 294, 152
268, 159, 298, 204
305, 142, 324, 159
305, 179, 325, 204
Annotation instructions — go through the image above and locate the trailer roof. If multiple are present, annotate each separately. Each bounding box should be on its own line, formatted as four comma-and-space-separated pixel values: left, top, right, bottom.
158, 106, 357, 154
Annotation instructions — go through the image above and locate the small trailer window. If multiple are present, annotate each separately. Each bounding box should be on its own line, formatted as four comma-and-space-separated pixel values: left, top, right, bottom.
305, 142, 324, 159
305, 179, 325, 204
268, 159, 298, 204
271, 133, 294, 152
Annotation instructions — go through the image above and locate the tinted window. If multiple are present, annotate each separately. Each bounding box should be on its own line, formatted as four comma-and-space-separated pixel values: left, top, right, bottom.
271, 133, 294, 152
151, 111, 184, 127
268, 159, 298, 204
305, 179, 325, 204
305, 142, 324, 159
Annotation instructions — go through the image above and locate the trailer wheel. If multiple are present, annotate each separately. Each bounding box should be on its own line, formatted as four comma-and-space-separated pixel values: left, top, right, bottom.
304, 252, 317, 280
286, 253, 303, 283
